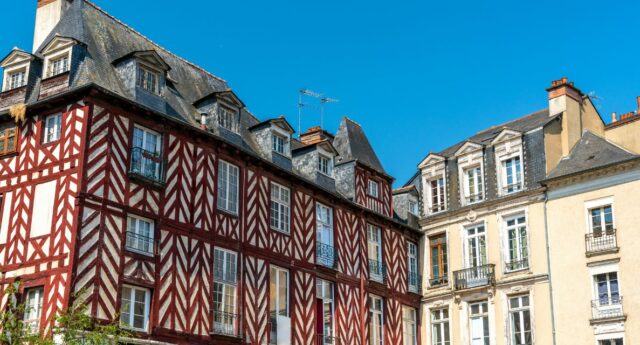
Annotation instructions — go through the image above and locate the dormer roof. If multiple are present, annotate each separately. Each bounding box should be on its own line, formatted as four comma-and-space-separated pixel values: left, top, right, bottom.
0, 48, 36, 68
193, 89, 245, 108
454, 140, 483, 156
113, 50, 171, 71
292, 139, 338, 157
40, 35, 81, 55
490, 128, 522, 145
249, 116, 295, 134
418, 153, 446, 169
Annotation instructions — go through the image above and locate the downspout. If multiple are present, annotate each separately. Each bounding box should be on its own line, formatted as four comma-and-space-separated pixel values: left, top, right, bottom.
543, 193, 557, 345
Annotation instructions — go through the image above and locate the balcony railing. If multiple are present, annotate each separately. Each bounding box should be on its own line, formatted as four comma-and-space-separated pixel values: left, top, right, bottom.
453, 264, 495, 290
368, 259, 387, 282
591, 296, 624, 320
429, 275, 449, 288
505, 258, 529, 272
211, 311, 239, 337
317, 334, 341, 345
129, 147, 165, 185
317, 242, 338, 268
125, 231, 155, 255
585, 229, 618, 254
408, 272, 421, 293
465, 193, 484, 204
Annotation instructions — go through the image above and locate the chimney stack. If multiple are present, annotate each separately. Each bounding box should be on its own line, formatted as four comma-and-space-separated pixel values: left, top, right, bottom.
33, 0, 72, 52
612, 112, 617, 123
299, 126, 334, 146
547, 77, 583, 116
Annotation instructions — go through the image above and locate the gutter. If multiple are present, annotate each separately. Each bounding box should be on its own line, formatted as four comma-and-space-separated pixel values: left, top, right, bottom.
543, 194, 557, 345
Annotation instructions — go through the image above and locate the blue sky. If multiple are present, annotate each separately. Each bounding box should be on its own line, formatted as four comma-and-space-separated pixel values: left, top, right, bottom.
4, 0, 640, 186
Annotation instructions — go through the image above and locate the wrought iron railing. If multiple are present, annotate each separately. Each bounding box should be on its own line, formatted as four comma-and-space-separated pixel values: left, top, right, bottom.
591, 296, 624, 320
505, 258, 529, 272
453, 264, 495, 290
317, 242, 338, 268
502, 182, 523, 194
585, 229, 617, 254
316, 334, 341, 345
125, 231, 154, 255
211, 311, 239, 337
465, 193, 484, 204
368, 259, 387, 282
129, 147, 165, 185
408, 272, 421, 293
429, 275, 448, 288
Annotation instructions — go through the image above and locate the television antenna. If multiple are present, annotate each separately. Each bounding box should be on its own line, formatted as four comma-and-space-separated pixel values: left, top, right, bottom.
320, 97, 340, 130
298, 89, 321, 138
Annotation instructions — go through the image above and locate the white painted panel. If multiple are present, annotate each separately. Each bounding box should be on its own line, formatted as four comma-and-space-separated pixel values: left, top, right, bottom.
31, 180, 57, 238
0, 191, 13, 244
276, 315, 291, 345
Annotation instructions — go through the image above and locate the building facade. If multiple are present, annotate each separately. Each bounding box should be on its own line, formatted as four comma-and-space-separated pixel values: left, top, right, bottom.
408, 78, 640, 345
0, 1, 422, 345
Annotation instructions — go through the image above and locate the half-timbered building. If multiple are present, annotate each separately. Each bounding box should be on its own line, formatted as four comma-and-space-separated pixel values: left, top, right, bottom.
0, 1, 422, 344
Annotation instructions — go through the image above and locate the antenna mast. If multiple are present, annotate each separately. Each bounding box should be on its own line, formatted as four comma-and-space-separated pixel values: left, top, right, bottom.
298, 89, 321, 138
320, 97, 340, 130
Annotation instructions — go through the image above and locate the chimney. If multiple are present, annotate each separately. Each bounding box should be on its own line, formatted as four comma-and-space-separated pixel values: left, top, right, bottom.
33, 0, 73, 52
300, 126, 334, 145
612, 112, 617, 123
547, 77, 583, 116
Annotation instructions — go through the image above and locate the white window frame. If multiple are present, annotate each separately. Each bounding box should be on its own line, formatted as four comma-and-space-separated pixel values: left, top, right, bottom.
5, 68, 27, 91
2, 61, 31, 92
368, 225, 383, 282
430, 307, 451, 345
23, 286, 44, 333
463, 166, 484, 204
407, 242, 419, 292
500, 155, 524, 195
368, 180, 380, 198
44, 50, 71, 78
408, 197, 419, 216
137, 63, 161, 95
584, 197, 615, 235
502, 213, 529, 273
213, 247, 238, 335
131, 125, 163, 181
318, 154, 333, 177
125, 215, 154, 256
368, 294, 384, 345
269, 265, 290, 344
316, 279, 335, 342
464, 223, 487, 268
43, 113, 62, 144
469, 301, 490, 345
402, 306, 417, 345
270, 182, 290, 234
272, 133, 286, 155
120, 285, 151, 332
217, 160, 240, 215
217, 105, 236, 132
316, 203, 334, 267
509, 295, 532, 345
427, 176, 446, 214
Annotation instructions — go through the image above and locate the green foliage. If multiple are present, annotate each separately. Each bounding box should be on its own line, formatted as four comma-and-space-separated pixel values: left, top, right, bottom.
0, 283, 131, 345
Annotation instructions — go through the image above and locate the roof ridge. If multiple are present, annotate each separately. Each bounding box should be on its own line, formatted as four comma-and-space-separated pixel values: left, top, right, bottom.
83, 0, 227, 84
475, 108, 548, 135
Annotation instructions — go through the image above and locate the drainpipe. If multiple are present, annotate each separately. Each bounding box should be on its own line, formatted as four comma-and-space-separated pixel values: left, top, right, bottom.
543, 194, 557, 345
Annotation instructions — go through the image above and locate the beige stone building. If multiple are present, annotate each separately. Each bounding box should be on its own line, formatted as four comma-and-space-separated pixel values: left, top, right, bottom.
406, 78, 639, 345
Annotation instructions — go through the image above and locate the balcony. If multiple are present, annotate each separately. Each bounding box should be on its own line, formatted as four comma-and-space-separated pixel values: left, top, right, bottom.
591, 296, 625, 323
317, 335, 341, 345
368, 259, 387, 283
453, 264, 495, 290
316, 242, 338, 269
129, 147, 165, 186
125, 231, 155, 256
211, 311, 239, 337
585, 230, 618, 256
407, 272, 421, 293
428, 275, 449, 288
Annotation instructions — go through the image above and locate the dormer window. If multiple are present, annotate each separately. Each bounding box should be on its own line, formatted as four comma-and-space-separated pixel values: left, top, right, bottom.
492, 129, 525, 196
48, 54, 69, 77
368, 180, 380, 198
218, 106, 236, 131
463, 166, 484, 204
137, 65, 160, 95
419, 153, 447, 215
318, 154, 333, 176
501, 156, 523, 194
454, 141, 485, 206
428, 177, 446, 213
1, 49, 35, 93
6, 69, 26, 90
40, 36, 77, 79
272, 133, 286, 155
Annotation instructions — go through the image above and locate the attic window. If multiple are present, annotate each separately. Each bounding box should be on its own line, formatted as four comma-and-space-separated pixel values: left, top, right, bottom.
46, 53, 70, 77
137, 65, 160, 94
272, 133, 286, 155
217, 106, 236, 131
5, 69, 26, 90
318, 154, 333, 176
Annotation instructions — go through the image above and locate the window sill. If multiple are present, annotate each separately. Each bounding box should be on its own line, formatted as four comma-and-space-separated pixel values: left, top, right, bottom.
42, 70, 70, 82
1, 85, 27, 95
125, 247, 155, 258
217, 207, 240, 218
316, 170, 334, 179
128, 172, 166, 190
586, 247, 619, 258
589, 314, 627, 325
41, 139, 61, 148
0, 150, 18, 159
270, 227, 291, 236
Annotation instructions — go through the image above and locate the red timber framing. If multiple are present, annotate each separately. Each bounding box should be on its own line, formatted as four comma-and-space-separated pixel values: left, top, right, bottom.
0, 86, 421, 345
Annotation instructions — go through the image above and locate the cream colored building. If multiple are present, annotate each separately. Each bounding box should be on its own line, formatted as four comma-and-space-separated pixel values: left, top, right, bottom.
406, 78, 638, 345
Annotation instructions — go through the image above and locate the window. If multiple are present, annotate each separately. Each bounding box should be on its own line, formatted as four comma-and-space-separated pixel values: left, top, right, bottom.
126, 216, 154, 255
403, 306, 417, 345
6, 69, 26, 90
217, 160, 239, 214
501, 156, 523, 194
317, 279, 335, 344
137, 65, 160, 94
0, 122, 17, 155
318, 154, 333, 176
509, 295, 532, 345
131, 126, 163, 182
431, 308, 450, 345
463, 166, 484, 204
466, 225, 487, 268
23, 287, 44, 333
368, 295, 384, 345
429, 177, 446, 213
407, 242, 419, 292
272, 133, 286, 155
269, 266, 290, 344
270, 183, 290, 233
213, 248, 238, 336
368, 180, 380, 198
367, 225, 384, 282
430, 234, 448, 286
408, 199, 419, 216
120, 286, 150, 331
593, 272, 622, 319
590, 205, 614, 236
469, 301, 490, 345
217, 106, 236, 131
43, 113, 62, 144
47, 54, 69, 77
599, 340, 623, 345
504, 215, 528, 272
316, 203, 335, 267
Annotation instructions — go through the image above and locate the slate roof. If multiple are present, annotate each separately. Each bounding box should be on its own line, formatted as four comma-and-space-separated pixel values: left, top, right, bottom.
546, 131, 639, 180
333, 117, 387, 176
